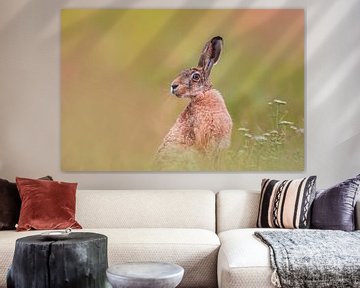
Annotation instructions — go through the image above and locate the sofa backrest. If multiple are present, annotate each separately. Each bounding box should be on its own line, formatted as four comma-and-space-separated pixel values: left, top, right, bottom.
76, 190, 216, 231
216, 190, 260, 233
217, 190, 360, 232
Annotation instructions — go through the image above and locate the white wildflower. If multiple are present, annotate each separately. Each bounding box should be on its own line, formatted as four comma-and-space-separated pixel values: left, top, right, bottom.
273, 99, 287, 105
297, 128, 304, 134
254, 136, 267, 142
279, 121, 294, 126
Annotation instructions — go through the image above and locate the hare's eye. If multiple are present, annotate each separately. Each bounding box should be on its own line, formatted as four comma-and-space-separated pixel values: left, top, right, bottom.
191, 72, 201, 82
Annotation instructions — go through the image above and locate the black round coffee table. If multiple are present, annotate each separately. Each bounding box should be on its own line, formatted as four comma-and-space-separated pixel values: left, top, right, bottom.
7, 232, 108, 288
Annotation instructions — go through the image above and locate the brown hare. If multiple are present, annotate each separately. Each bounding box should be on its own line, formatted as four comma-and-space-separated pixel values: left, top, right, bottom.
155, 36, 233, 170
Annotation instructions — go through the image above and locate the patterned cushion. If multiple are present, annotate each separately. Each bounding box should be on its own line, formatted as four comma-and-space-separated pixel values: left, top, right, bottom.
257, 176, 317, 229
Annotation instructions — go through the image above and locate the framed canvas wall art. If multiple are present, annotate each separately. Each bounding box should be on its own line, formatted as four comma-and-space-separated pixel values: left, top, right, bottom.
61, 9, 304, 171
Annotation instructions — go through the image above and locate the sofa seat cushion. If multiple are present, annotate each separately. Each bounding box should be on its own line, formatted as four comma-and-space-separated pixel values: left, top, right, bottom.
101, 228, 220, 288
218, 228, 282, 288
0, 228, 219, 288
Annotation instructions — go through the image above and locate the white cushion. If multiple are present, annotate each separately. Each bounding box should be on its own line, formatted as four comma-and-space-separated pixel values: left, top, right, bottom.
76, 190, 216, 231
0, 228, 219, 288
217, 228, 278, 288
216, 190, 260, 233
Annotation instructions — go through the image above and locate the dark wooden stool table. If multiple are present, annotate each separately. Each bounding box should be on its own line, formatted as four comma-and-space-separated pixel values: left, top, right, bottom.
7, 232, 108, 288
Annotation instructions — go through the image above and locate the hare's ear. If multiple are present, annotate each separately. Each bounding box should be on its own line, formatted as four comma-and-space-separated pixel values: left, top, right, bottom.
198, 36, 223, 79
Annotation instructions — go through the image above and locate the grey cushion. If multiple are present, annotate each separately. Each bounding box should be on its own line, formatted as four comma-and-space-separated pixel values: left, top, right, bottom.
311, 174, 360, 231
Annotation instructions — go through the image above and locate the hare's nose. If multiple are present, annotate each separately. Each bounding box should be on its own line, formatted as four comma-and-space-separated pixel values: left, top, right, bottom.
170, 84, 179, 95
171, 84, 179, 91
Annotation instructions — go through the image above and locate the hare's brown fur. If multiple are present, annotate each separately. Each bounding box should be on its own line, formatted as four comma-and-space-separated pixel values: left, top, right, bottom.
155, 36, 232, 170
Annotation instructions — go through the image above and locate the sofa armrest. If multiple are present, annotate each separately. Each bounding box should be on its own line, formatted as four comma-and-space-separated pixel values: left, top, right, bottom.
356, 200, 360, 230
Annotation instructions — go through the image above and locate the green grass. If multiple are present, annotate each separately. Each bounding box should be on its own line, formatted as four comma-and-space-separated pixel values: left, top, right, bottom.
224, 98, 304, 171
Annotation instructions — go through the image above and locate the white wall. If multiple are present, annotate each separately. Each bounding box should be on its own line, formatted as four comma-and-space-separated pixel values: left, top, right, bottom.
0, 0, 359, 190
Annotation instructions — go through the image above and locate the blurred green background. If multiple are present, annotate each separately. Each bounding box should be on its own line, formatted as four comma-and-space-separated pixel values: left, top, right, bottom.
61, 9, 304, 171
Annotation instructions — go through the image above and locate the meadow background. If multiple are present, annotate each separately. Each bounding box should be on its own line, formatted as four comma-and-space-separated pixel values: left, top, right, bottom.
61, 9, 304, 171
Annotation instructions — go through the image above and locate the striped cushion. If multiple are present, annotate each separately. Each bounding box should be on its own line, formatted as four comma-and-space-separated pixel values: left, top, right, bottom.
257, 176, 317, 229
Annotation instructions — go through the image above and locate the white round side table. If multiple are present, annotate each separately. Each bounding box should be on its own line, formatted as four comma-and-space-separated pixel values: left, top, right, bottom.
106, 262, 184, 288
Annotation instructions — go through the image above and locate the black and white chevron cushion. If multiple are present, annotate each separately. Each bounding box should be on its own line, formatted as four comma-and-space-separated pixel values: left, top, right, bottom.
257, 176, 317, 229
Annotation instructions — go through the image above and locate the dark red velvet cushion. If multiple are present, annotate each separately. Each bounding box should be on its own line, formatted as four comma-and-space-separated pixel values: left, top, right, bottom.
0, 176, 53, 230
16, 177, 82, 231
